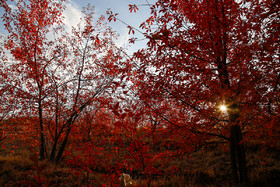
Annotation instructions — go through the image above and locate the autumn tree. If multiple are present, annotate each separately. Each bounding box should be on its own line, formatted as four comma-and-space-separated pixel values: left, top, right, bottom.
1, 0, 67, 159
1, 0, 128, 163
46, 5, 127, 163
130, 0, 279, 184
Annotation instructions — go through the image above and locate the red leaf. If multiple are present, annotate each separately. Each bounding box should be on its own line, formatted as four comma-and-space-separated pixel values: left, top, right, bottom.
129, 4, 139, 13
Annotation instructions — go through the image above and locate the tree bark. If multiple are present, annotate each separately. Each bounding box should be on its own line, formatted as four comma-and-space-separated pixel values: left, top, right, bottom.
235, 125, 247, 183
50, 138, 58, 162
229, 103, 247, 184
38, 99, 46, 160
230, 129, 238, 183
55, 126, 71, 163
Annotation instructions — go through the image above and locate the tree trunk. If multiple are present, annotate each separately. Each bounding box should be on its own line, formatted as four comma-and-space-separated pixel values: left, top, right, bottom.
50, 92, 60, 162
229, 103, 247, 184
55, 126, 71, 163
234, 125, 247, 183
50, 138, 58, 162
38, 100, 46, 160
230, 131, 238, 183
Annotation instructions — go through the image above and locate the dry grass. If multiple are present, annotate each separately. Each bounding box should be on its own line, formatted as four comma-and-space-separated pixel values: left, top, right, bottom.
0, 141, 279, 186
0, 148, 105, 186
0, 149, 33, 186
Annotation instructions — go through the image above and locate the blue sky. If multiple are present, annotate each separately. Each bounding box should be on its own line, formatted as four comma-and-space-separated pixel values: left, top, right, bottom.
0, 0, 157, 54
71, 0, 157, 53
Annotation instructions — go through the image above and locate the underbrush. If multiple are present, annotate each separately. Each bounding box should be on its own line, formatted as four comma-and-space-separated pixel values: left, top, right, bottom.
1, 142, 279, 186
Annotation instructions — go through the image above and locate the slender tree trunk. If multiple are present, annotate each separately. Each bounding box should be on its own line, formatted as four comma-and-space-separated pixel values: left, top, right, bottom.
50, 138, 58, 162
38, 99, 46, 160
55, 126, 71, 163
50, 89, 59, 162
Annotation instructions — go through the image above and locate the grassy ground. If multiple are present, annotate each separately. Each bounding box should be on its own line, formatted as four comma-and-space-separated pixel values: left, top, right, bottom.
0, 148, 105, 186
1, 141, 280, 186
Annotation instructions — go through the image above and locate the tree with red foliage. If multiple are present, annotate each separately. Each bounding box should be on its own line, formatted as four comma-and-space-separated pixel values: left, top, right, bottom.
66, 99, 173, 185
131, 0, 279, 184
1, 0, 66, 159
44, 4, 126, 163
1, 0, 128, 163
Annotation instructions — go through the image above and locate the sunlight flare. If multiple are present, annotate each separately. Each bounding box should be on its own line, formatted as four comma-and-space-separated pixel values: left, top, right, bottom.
220, 105, 227, 112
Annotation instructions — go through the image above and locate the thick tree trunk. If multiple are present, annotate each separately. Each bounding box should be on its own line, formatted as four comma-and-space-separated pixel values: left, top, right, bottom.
229, 103, 247, 184
233, 125, 247, 183
230, 131, 238, 183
